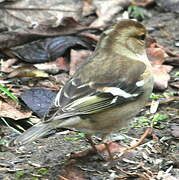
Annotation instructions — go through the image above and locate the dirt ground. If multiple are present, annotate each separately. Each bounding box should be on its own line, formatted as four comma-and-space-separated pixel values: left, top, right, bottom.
0, 8, 179, 180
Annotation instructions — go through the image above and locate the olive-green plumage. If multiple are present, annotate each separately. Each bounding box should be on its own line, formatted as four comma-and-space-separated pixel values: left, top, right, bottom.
12, 19, 154, 147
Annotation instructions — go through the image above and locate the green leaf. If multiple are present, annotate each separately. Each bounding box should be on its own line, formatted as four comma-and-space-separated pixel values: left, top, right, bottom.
77, 132, 85, 137
64, 137, 80, 141
0, 85, 19, 102
152, 113, 168, 122
128, 5, 145, 20
175, 71, 179, 76
37, 168, 49, 175
163, 92, 174, 97
150, 93, 164, 100
32, 178, 39, 180
15, 171, 25, 179
132, 113, 168, 129
0, 139, 8, 146
132, 116, 150, 128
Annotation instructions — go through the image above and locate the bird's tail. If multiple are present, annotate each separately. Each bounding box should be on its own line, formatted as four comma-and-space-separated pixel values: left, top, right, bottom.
10, 121, 58, 146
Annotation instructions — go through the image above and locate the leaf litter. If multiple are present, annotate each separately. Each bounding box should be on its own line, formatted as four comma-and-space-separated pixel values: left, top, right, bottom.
0, 0, 179, 179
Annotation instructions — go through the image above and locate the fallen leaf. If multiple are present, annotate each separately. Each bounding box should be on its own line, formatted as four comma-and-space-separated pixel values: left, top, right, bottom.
131, 0, 155, 7
60, 166, 86, 180
147, 41, 173, 90
70, 49, 92, 75
152, 65, 173, 90
0, 98, 31, 120
12, 35, 96, 63
147, 45, 168, 65
0, 17, 98, 49
7, 65, 49, 78
34, 61, 64, 75
97, 142, 124, 153
54, 57, 70, 72
20, 88, 57, 118
1, 0, 83, 29
82, 0, 95, 17
90, 0, 130, 27
0, 58, 17, 73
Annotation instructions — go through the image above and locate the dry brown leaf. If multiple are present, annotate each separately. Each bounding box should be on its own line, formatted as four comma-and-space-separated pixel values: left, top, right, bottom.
152, 65, 173, 90
1, 0, 83, 28
34, 61, 63, 74
60, 166, 86, 180
7, 65, 49, 78
69, 142, 126, 161
55, 57, 70, 72
0, 17, 98, 49
82, 0, 95, 16
70, 49, 92, 75
131, 0, 155, 7
90, 0, 130, 27
147, 44, 168, 65
0, 99, 31, 120
0, 58, 17, 73
147, 42, 173, 90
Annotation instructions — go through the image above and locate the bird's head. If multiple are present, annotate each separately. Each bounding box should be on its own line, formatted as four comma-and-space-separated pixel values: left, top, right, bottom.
98, 19, 147, 56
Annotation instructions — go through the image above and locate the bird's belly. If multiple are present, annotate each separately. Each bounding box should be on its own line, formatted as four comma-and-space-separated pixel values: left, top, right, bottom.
88, 102, 142, 133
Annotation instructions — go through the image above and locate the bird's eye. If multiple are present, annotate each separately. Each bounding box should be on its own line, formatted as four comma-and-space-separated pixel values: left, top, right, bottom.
138, 34, 146, 40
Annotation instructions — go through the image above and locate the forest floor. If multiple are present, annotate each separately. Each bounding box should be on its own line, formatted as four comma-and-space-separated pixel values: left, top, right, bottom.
0, 6, 179, 180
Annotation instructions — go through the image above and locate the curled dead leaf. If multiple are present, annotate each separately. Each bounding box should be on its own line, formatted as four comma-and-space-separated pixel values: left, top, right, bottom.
147, 46, 168, 65
152, 65, 173, 90
7, 65, 49, 78
147, 41, 173, 90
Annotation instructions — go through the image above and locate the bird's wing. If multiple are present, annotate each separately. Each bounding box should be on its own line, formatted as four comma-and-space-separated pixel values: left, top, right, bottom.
46, 57, 146, 120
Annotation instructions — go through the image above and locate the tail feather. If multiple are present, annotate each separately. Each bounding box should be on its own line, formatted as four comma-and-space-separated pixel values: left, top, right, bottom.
10, 116, 82, 146
10, 122, 55, 146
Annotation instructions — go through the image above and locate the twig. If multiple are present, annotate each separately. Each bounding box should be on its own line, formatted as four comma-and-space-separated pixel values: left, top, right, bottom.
126, 127, 152, 150
131, 0, 155, 7
0, 7, 76, 12
115, 175, 130, 179
116, 165, 150, 180
59, 175, 70, 180
140, 164, 154, 177
146, 97, 179, 107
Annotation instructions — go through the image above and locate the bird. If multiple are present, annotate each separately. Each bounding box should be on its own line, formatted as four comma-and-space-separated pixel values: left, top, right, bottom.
11, 19, 154, 160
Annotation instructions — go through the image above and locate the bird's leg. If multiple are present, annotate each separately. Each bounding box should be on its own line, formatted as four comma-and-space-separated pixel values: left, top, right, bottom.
85, 134, 106, 161
85, 134, 98, 152
104, 142, 114, 161
85, 135, 114, 160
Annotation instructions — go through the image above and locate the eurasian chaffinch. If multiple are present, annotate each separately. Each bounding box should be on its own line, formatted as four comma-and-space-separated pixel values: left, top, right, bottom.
12, 19, 154, 159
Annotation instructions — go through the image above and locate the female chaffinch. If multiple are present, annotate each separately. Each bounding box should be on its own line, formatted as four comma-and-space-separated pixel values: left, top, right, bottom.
12, 19, 154, 159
